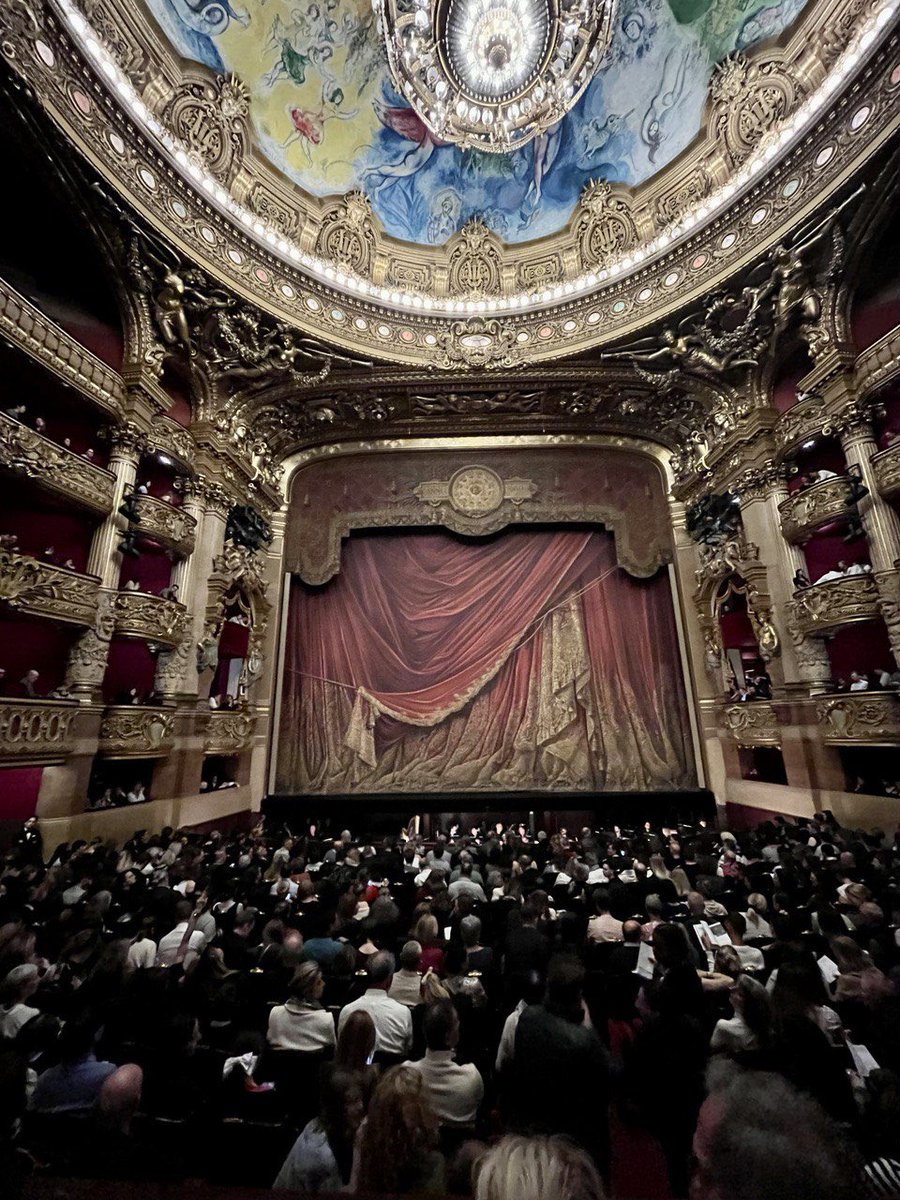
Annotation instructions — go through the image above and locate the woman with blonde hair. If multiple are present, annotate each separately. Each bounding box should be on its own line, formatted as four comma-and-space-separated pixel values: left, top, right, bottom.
474, 1134, 605, 1200
351, 1065, 443, 1193
413, 913, 445, 975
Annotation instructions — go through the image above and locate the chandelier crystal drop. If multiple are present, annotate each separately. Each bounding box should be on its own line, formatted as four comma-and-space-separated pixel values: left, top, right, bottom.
375, 0, 617, 152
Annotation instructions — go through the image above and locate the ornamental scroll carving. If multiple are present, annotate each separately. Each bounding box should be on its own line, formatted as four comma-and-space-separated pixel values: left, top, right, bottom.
872, 444, 900, 501
446, 220, 503, 298
778, 476, 858, 543
786, 574, 880, 638
722, 702, 781, 746
99, 707, 174, 757
710, 54, 805, 167
0, 700, 78, 762
0, 553, 100, 627
574, 180, 637, 272
0, 412, 116, 514
131, 495, 197, 556
164, 74, 249, 182
113, 592, 189, 646
817, 693, 900, 743
315, 192, 376, 279
205, 709, 255, 754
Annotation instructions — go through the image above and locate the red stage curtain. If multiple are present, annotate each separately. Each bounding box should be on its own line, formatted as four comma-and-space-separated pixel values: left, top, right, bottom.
277, 528, 695, 793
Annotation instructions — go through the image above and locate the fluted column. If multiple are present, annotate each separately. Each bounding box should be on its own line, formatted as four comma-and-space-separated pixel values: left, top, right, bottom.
85, 422, 147, 587
737, 465, 832, 694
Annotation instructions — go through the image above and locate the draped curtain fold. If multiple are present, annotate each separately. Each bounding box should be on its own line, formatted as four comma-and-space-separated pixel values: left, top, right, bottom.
276, 528, 695, 793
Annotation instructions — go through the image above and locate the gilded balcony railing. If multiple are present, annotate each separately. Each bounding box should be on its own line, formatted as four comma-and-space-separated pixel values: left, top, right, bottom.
204, 709, 255, 755
816, 691, 900, 745
112, 591, 188, 646
787, 574, 880, 638
98, 706, 174, 758
131, 494, 196, 557
0, 552, 101, 626
779, 477, 859, 543
0, 411, 115, 514
0, 698, 78, 764
721, 701, 781, 746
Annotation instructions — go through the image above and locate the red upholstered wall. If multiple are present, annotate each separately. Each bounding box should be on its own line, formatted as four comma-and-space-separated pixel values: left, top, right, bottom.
103, 638, 159, 703
802, 529, 869, 582
825, 621, 896, 681
787, 439, 847, 489
119, 550, 174, 595
0, 767, 43, 820
851, 287, 900, 351
0, 616, 79, 694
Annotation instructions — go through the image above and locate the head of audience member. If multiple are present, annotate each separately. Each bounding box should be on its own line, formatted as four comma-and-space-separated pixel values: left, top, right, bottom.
420, 970, 451, 1005
687, 891, 706, 918
652, 921, 690, 970
353, 1066, 440, 1194
335, 1010, 377, 1073
622, 919, 642, 944
460, 915, 482, 949
474, 1134, 605, 1200
398, 940, 422, 973
593, 889, 613, 915
366, 949, 395, 992
289, 961, 325, 1005
423, 998, 460, 1054
544, 955, 585, 1024
319, 1066, 366, 1183
1, 964, 39, 1009
413, 913, 440, 948
728, 976, 772, 1045
691, 1071, 855, 1200
713, 946, 742, 981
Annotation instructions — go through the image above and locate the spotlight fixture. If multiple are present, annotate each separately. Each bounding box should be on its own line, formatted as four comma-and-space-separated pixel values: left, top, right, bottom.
374, 0, 617, 153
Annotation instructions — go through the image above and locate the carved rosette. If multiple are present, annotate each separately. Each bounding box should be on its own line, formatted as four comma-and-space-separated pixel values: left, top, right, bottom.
786, 574, 881, 638
131, 495, 197, 556
0, 412, 116, 514
98, 706, 175, 758
722, 702, 781, 747
0, 700, 78, 764
315, 192, 376, 279
0, 553, 101, 626
574, 180, 637, 272
113, 592, 189, 646
816, 693, 900, 745
710, 54, 804, 168
446, 220, 503, 298
778, 476, 859, 542
872, 444, 900, 501
204, 709, 255, 755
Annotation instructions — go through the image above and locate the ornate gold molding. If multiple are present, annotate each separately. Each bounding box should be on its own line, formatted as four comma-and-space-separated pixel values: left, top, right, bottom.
6, 0, 898, 365
778, 476, 860, 541
0, 699, 78, 764
204, 709, 255, 755
112, 591, 188, 646
131, 494, 196, 556
0, 273, 125, 415
0, 411, 116, 514
872, 443, 900, 500
855, 324, 900, 400
787, 572, 881, 637
0, 552, 101, 627
98, 704, 174, 757
816, 691, 900, 743
722, 701, 782, 747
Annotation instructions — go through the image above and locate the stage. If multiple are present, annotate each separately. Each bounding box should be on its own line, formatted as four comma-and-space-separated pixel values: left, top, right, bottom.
261, 789, 717, 838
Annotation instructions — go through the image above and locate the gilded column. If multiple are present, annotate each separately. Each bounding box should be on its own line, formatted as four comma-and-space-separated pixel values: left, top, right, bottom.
85, 422, 147, 586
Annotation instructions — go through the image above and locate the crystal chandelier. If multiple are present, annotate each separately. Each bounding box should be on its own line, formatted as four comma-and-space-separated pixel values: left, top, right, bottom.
374, 0, 617, 153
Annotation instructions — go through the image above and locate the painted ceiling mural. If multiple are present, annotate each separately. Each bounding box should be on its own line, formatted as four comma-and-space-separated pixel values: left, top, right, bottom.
148, 0, 811, 246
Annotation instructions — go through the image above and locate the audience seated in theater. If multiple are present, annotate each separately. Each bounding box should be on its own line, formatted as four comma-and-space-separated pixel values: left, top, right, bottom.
337, 950, 413, 1061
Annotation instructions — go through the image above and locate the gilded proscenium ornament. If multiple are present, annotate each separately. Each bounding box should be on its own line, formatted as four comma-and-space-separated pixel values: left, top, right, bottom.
786, 573, 881, 638
778, 476, 860, 543
0, 552, 102, 627
204, 708, 255, 755
722, 701, 781, 747
112, 591, 188, 646
0, 412, 116, 515
816, 692, 900, 745
872, 442, 900, 501
130, 494, 197, 557
0, 699, 79, 765
98, 706, 174, 758
0, 274, 125, 416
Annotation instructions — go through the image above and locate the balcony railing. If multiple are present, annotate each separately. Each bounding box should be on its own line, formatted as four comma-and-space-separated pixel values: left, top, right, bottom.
0, 551, 101, 626
98, 706, 174, 758
721, 701, 781, 747
0, 698, 78, 764
131, 494, 196, 557
872, 443, 900, 501
205, 709, 255, 755
787, 574, 880, 637
779, 476, 859, 543
0, 411, 115, 515
816, 691, 900, 745
112, 591, 188, 646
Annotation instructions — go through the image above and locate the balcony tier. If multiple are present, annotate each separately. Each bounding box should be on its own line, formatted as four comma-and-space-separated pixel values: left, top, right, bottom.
0, 552, 101, 627
131, 494, 196, 557
98, 706, 174, 758
816, 691, 900, 745
0, 411, 115, 515
787, 574, 880, 638
0, 699, 78, 764
112, 591, 188, 647
205, 709, 255, 755
721, 701, 781, 747
872, 443, 900, 501
779, 477, 859, 543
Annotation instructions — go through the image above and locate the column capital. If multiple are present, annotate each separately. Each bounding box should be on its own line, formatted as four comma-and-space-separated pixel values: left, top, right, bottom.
734, 461, 785, 504
107, 420, 150, 458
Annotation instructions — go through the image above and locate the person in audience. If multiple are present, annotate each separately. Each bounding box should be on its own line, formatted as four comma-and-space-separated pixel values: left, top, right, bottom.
126, 781, 147, 804
267, 962, 337, 1053
273, 1066, 365, 1191
18, 670, 39, 698
389, 941, 423, 1008
474, 1134, 605, 1200
156, 899, 207, 968
710, 975, 773, 1056
414, 914, 446, 975
351, 1066, 444, 1194
338, 951, 413, 1060
0, 965, 40, 1040
404, 998, 483, 1127
849, 671, 870, 691
586, 888, 623, 943
724, 913, 765, 972
30, 1016, 142, 1130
